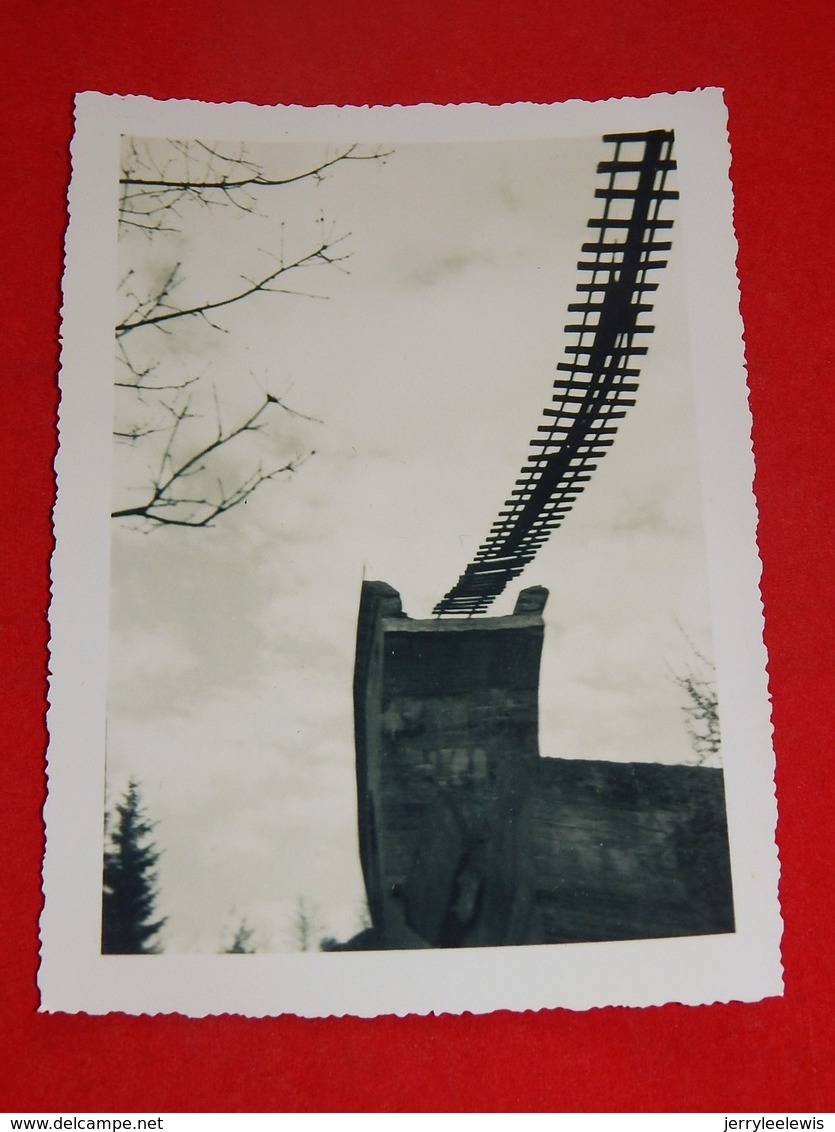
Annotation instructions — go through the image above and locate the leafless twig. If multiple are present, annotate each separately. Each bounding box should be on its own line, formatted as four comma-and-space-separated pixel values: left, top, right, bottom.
111, 394, 314, 528
119, 140, 391, 233
113, 138, 389, 527
116, 236, 348, 337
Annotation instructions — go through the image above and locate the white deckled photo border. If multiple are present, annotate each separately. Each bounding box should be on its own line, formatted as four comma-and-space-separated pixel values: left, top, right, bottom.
42, 90, 782, 1017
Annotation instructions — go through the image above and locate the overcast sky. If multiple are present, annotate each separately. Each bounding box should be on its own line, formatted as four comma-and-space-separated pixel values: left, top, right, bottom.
106, 133, 716, 952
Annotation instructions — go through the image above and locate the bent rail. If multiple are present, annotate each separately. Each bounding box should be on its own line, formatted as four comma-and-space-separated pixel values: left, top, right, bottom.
433, 130, 678, 617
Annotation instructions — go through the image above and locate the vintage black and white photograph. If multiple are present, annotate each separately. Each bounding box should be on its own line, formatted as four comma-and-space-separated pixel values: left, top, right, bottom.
42, 93, 781, 1016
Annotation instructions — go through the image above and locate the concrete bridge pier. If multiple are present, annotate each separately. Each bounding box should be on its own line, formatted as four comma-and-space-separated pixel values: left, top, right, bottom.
352, 580, 734, 950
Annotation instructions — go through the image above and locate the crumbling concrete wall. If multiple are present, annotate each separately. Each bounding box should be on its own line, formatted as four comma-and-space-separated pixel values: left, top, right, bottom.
353, 580, 734, 949
517, 758, 734, 943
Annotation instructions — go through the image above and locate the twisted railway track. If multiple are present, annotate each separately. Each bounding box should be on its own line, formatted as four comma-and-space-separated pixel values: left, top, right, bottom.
433, 129, 678, 617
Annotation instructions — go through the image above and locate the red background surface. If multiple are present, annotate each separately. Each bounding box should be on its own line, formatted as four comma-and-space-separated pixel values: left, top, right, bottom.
2, 0, 833, 1113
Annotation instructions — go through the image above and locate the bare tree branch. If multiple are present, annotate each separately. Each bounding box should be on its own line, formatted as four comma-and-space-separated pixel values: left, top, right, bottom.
115, 236, 347, 337
113, 423, 169, 442
121, 143, 388, 193
288, 895, 324, 952
668, 627, 721, 766
111, 394, 315, 528
113, 137, 389, 527
119, 140, 391, 234
115, 338, 203, 393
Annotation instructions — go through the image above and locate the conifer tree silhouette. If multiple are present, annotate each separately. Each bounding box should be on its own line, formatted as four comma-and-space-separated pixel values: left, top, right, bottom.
102, 781, 166, 954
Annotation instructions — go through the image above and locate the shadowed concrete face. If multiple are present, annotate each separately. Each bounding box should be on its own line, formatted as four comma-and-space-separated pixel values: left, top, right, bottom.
353, 580, 734, 950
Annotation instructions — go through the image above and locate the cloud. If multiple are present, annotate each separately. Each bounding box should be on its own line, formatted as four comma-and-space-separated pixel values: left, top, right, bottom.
108, 623, 198, 716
